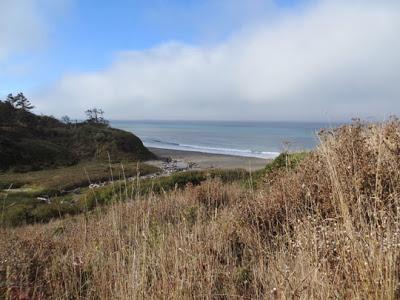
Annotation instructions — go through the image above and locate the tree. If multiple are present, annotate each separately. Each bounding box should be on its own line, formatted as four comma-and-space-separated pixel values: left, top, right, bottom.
85, 108, 108, 124
61, 115, 71, 124
14, 93, 34, 111
0, 100, 15, 125
5, 93, 18, 108
4, 92, 34, 111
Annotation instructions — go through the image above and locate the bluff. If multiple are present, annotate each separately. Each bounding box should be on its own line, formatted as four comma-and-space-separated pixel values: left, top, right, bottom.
0, 100, 155, 171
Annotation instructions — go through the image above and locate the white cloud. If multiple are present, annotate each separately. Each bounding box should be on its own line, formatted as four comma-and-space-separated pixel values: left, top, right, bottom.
36, 0, 400, 121
0, 0, 70, 80
0, 0, 45, 61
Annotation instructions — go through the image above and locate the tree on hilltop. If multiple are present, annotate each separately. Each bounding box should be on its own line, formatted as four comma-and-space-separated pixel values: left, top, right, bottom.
15, 93, 34, 111
61, 115, 71, 124
5, 93, 18, 108
4, 92, 34, 111
85, 108, 108, 125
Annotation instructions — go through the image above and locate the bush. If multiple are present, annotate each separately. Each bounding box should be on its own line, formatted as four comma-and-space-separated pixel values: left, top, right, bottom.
1, 204, 31, 227
264, 151, 308, 174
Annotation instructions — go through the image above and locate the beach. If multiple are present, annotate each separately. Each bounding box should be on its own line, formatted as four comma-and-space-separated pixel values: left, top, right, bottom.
147, 147, 271, 171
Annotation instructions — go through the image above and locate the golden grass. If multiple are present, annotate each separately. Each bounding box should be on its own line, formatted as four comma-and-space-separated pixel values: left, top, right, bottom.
1, 119, 400, 299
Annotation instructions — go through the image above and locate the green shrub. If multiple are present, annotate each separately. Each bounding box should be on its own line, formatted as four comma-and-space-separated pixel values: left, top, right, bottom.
80, 187, 117, 210
1, 204, 31, 227
265, 152, 308, 174
31, 202, 79, 223
31, 204, 61, 223
0, 181, 26, 190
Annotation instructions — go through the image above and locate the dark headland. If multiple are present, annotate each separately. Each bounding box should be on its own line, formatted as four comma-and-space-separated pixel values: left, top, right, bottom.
0, 94, 155, 171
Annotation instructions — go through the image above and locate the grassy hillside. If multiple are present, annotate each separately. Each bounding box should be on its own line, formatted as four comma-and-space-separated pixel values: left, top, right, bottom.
0, 100, 155, 171
0, 167, 251, 227
1, 120, 400, 298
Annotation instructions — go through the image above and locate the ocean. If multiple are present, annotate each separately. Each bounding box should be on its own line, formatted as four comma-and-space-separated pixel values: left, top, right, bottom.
111, 120, 339, 159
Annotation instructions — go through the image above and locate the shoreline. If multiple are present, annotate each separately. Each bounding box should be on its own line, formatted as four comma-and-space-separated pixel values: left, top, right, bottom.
147, 147, 271, 171
143, 143, 279, 160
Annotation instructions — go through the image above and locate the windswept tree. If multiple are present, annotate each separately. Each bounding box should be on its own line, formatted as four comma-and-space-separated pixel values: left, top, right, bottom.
15, 93, 34, 111
5, 93, 18, 108
4, 93, 34, 111
85, 108, 108, 124
61, 115, 71, 124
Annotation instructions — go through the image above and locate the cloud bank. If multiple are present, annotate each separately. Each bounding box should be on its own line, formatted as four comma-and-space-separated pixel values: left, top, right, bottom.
0, 0, 46, 61
0, 0, 70, 85
36, 0, 400, 121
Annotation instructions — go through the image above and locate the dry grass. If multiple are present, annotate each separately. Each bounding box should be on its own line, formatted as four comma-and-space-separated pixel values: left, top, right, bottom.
1, 120, 400, 299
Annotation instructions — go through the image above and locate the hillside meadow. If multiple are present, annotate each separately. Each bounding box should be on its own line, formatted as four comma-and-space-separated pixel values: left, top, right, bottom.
1, 120, 400, 299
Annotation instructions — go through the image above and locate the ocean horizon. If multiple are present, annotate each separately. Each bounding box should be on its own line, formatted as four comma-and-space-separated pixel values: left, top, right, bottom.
111, 120, 342, 159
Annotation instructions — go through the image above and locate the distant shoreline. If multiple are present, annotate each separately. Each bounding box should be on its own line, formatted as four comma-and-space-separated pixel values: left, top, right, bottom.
147, 147, 271, 171
111, 120, 321, 161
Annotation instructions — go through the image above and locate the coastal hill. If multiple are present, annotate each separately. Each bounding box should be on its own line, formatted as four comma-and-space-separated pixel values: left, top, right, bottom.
0, 93, 155, 171
1, 120, 399, 298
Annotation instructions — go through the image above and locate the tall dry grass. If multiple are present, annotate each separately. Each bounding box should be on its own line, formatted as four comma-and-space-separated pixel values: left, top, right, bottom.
1, 120, 400, 299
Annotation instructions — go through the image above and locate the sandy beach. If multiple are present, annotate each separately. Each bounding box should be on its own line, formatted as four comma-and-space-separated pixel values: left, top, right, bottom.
147, 147, 271, 171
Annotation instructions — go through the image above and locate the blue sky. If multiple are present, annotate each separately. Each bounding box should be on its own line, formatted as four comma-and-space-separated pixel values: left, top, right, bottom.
2, 1, 306, 89
1, 0, 310, 93
1, 0, 399, 121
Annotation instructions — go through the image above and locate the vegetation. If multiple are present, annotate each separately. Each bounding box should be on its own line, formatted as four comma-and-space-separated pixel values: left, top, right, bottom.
0, 161, 158, 192
244, 151, 309, 189
83, 168, 251, 207
0, 93, 155, 171
84, 108, 108, 125
264, 151, 308, 174
1, 120, 400, 298
0, 161, 159, 227
0, 167, 251, 227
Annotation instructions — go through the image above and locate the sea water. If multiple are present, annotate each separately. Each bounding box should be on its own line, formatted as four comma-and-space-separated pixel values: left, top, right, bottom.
111, 120, 340, 159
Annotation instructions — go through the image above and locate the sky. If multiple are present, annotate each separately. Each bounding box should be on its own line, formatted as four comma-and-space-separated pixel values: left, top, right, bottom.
0, 0, 399, 121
